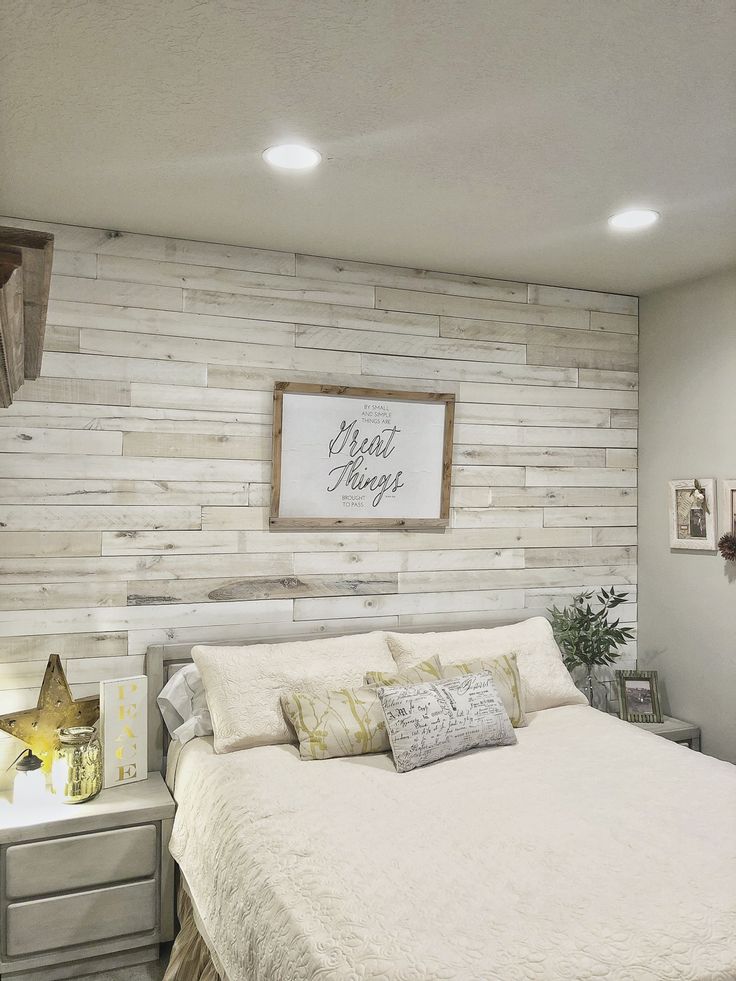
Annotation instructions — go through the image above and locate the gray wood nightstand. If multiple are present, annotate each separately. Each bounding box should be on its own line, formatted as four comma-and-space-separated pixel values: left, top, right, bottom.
0, 772, 175, 981
634, 715, 701, 751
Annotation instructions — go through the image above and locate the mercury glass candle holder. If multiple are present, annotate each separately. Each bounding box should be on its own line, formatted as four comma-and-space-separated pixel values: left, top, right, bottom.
51, 726, 102, 804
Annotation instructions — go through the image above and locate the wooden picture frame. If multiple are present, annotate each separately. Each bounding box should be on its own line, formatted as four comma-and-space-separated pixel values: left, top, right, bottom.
616, 669, 663, 724
270, 382, 455, 529
718, 479, 736, 537
668, 478, 717, 551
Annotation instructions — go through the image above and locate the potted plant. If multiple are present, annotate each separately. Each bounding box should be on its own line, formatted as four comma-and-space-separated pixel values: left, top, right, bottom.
548, 587, 635, 710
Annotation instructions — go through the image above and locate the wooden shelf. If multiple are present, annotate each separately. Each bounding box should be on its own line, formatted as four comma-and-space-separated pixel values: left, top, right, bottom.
0, 225, 54, 407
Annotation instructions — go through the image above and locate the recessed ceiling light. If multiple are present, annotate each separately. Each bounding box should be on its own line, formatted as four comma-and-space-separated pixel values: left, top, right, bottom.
608, 208, 660, 231
263, 144, 322, 170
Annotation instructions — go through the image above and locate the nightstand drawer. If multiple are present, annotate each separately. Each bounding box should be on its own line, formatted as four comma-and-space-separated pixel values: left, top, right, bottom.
5, 824, 157, 900
6, 879, 157, 957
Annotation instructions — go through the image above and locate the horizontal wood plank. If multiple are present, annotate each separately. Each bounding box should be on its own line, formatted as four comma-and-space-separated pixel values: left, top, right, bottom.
0, 552, 295, 584
122, 431, 270, 460
0, 479, 249, 505
525, 467, 637, 487
79, 327, 363, 374
440, 316, 637, 352
0, 427, 121, 455
295, 254, 527, 301
101, 530, 240, 555
0, 631, 127, 664
543, 506, 637, 527
42, 352, 207, 386
0, 598, 294, 637
0, 531, 101, 557
455, 403, 611, 428
362, 353, 578, 387
14, 376, 131, 405
0, 505, 201, 531
126, 573, 399, 606
527, 285, 637, 316
375, 287, 591, 328
48, 299, 296, 347
0, 453, 269, 482
296, 324, 526, 364
98, 255, 376, 307
293, 589, 527, 621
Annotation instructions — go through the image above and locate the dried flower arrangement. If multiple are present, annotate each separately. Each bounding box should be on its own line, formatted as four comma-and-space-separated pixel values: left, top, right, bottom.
718, 533, 736, 562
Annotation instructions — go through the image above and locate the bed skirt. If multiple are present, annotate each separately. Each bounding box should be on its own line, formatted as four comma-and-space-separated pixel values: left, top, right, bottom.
163, 881, 223, 981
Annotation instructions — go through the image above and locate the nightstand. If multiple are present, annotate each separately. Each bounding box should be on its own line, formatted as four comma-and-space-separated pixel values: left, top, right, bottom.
634, 715, 701, 751
0, 772, 175, 981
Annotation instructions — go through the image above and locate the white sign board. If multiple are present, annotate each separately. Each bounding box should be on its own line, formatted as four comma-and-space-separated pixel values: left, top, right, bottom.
100, 675, 148, 789
271, 384, 454, 528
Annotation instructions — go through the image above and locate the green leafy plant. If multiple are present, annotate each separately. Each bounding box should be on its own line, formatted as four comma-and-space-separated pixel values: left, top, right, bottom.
549, 587, 635, 672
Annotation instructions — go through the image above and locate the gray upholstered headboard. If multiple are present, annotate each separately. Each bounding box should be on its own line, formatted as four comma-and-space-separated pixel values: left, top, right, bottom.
145, 617, 527, 774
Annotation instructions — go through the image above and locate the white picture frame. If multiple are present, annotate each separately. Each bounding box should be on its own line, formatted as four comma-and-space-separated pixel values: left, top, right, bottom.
718, 479, 736, 537
99, 675, 148, 789
668, 478, 717, 551
270, 382, 455, 529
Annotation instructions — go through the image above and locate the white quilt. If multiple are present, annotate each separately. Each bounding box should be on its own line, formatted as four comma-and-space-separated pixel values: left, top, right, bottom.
169, 706, 736, 981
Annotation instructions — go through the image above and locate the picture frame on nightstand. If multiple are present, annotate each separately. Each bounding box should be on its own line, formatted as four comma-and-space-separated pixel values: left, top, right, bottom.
616, 669, 663, 724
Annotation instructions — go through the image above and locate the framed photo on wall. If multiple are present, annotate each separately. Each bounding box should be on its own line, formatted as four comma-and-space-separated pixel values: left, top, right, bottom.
718, 479, 736, 536
270, 382, 455, 529
616, 670, 663, 724
668, 478, 716, 550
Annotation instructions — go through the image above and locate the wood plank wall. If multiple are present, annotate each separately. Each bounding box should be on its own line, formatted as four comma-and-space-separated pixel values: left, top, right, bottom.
0, 217, 638, 782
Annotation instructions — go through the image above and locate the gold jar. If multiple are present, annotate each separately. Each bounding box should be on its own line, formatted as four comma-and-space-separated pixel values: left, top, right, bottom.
51, 726, 102, 804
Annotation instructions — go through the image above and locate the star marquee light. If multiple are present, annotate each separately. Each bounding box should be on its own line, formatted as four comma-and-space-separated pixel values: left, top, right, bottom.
0, 654, 99, 767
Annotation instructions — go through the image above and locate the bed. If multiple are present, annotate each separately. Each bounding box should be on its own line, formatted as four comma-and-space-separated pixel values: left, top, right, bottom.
147, 628, 736, 981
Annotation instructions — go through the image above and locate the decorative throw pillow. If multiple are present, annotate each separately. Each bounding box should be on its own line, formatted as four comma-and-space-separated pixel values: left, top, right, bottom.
364, 655, 442, 687
442, 653, 527, 727
192, 631, 395, 753
281, 686, 389, 760
376, 674, 517, 773
385, 618, 587, 713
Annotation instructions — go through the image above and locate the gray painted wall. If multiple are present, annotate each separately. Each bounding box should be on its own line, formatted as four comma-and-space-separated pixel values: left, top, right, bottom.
639, 267, 736, 762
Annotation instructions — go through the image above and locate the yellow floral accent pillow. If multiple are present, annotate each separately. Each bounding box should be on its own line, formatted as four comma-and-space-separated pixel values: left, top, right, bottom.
442, 652, 527, 727
281, 686, 389, 760
364, 656, 442, 687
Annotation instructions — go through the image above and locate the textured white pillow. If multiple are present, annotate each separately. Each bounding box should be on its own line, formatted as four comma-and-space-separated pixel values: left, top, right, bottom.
192, 632, 395, 753
386, 618, 587, 713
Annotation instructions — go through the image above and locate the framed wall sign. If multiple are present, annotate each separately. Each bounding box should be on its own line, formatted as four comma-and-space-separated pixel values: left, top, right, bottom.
668, 478, 716, 550
99, 675, 147, 789
270, 382, 455, 529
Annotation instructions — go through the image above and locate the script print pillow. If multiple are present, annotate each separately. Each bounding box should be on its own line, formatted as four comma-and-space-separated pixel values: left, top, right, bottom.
376, 674, 517, 773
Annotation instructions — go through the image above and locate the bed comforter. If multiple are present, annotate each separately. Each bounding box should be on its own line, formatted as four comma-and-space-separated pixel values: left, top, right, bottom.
169, 705, 736, 981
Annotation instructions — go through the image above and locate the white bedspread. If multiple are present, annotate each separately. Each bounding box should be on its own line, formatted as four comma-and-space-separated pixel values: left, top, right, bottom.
169, 705, 736, 981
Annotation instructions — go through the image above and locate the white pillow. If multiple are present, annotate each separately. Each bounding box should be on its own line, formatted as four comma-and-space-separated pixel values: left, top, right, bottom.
192, 631, 396, 753
157, 663, 213, 744
386, 618, 587, 713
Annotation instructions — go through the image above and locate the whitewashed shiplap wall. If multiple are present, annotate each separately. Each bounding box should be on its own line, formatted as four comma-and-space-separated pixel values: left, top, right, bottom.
0, 217, 638, 782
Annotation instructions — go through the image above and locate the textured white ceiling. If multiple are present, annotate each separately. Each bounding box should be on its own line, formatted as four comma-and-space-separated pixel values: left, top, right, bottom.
1, 0, 735, 294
